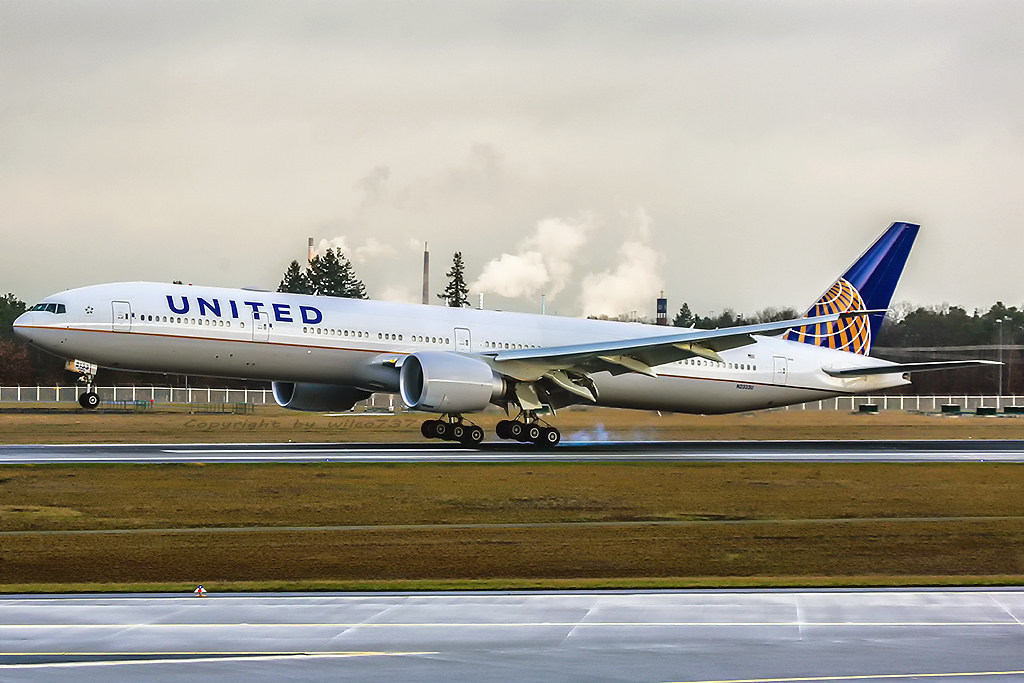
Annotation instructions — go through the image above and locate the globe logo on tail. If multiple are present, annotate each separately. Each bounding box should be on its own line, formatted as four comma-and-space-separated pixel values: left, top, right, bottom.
784, 278, 871, 355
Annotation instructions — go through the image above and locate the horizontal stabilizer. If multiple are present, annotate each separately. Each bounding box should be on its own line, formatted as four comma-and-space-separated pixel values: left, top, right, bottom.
824, 360, 1001, 377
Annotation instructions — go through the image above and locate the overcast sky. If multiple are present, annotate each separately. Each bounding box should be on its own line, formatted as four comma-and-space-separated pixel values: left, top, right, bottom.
3, 0, 1022, 318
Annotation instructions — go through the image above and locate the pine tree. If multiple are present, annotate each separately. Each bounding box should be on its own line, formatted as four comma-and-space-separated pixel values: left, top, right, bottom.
337, 253, 367, 299
307, 248, 367, 299
277, 260, 312, 295
438, 251, 470, 307
672, 303, 695, 327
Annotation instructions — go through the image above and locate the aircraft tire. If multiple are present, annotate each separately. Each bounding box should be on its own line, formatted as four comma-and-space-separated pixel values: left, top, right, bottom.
421, 420, 437, 438
462, 425, 485, 445
495, 420, 512, 439
450, 424, 465, 442
79, 392, 100, 410
539, 426, 561, 446
428, 420, 450, 440
508, 421, 526, 441
525, 423, 542, 443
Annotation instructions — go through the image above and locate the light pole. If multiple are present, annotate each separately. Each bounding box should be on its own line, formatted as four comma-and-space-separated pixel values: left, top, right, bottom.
996, 318, 1004, 407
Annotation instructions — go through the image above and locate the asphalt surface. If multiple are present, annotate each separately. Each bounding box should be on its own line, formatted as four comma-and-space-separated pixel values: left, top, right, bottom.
1, 439, 1024, 463
1, 589, 1022, 682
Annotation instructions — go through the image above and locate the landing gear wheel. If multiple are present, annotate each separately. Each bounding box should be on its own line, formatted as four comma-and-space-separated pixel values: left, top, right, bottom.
421, 420, 438, 438
539, 426, 561, 446
495, 420, 512, 440
450, 424, 466, 442
508, 421, 526, 441
79, 392, 100, 410
461, 425, 485, 445
433, 420, 452, 440
525, 423, 543, 443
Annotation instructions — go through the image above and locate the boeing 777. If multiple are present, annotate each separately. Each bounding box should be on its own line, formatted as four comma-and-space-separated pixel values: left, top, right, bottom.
12, 222, 994, 445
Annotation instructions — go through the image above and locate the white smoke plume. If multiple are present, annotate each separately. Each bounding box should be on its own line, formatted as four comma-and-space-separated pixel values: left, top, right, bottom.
472, 216, 590, 300
579, 209, 664, 318
316, 236, 394, 264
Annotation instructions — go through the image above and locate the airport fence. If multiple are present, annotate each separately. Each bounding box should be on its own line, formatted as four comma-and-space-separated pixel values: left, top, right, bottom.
0, 386, 1020, 413
0, 386, 398, 411
782, 395, 1022, 412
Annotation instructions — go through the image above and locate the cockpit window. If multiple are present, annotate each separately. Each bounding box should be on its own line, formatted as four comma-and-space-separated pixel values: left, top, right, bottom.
30, 303, 66, 314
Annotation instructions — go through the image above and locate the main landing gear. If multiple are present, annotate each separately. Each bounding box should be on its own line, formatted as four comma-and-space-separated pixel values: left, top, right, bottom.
495, 411, 561, 446
420, 415, 486, 446
419, 412, 562, 446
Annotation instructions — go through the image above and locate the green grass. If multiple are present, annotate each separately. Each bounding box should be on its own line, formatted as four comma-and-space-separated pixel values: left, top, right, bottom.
1, 462, 1022, 589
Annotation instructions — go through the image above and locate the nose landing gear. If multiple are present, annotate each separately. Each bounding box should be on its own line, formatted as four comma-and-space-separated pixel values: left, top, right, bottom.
66, 359, 101, 410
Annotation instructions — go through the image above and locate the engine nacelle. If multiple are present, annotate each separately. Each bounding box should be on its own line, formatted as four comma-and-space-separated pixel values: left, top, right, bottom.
272, 382, 373, 412
399, 351, 505, 414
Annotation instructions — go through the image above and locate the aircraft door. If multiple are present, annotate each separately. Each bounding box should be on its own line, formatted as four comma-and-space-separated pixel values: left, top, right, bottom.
112, 301, 132, 332
772, 356, 789, 386
455, 327, 471, 353
252, 311, 271, 342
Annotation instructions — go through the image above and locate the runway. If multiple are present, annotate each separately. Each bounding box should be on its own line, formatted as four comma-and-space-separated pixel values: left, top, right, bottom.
1, 439, 1024, 464
1, 589, 1022, 682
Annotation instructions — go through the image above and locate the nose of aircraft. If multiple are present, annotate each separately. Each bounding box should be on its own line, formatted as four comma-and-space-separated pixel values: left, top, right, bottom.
12, 311, 33, 341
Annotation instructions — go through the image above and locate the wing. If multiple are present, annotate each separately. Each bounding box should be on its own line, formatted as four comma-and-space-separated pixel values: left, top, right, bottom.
824, 360, 1001, 377
481, 310, 880, 407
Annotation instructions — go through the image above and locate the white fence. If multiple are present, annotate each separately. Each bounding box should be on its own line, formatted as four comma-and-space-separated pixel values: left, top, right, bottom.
782, 395, 1021, 411
0, 387, 1020, 412
0, 386, 398, 410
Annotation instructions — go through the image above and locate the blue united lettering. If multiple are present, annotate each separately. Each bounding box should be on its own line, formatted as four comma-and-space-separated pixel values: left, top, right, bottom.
197, 298, 221, 317
165, 294, 322, 324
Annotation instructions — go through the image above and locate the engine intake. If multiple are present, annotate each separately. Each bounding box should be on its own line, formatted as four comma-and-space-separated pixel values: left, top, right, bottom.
272, 382, 373, 412
399, 351, 504, 414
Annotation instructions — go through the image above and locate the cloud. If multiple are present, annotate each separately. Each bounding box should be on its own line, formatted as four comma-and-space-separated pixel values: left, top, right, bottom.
472, 216, 590, 300
579, 209, 664, 318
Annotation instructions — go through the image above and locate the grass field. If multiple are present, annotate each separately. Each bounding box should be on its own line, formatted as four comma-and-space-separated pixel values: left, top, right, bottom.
1, 461, 1022, 591
3, 404, 1024, 443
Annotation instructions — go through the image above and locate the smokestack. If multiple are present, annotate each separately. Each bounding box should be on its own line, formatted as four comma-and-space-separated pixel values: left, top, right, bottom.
421, 242, 430, 305
656, 290, 668, 325
307, 237, 315, 264
478, 292, 484, 310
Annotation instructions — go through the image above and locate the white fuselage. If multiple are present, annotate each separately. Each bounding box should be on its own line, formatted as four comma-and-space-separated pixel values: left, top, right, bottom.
13, 282, 909, 414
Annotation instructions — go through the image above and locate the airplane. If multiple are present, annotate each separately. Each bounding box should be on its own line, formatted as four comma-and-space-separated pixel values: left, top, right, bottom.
12, 221, 995, 446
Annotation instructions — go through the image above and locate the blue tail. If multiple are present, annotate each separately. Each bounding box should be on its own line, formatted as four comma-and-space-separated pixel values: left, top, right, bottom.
784, 222, 919, 355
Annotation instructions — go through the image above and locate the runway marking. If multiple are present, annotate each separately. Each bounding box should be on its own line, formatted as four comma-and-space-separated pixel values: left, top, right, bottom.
0, 651, 435, 669
162, 448, 475, 454
0, 621, 1018, 629
671, 671, 1024, 682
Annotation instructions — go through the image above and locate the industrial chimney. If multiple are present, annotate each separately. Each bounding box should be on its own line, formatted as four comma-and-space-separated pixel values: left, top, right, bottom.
656, 291, 668, 325
421, 242, 430, 305
307, 237, 315, 264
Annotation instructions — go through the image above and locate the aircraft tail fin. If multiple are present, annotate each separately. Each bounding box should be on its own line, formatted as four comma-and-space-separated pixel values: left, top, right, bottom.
784, 221, 919, 355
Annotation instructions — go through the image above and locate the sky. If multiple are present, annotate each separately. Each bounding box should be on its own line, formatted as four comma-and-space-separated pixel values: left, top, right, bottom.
2, 0, 1022, 319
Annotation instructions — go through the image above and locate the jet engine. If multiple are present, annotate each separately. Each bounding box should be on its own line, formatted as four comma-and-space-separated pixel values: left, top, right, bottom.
399, 351, 505, 413
272, 382, 373, 412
